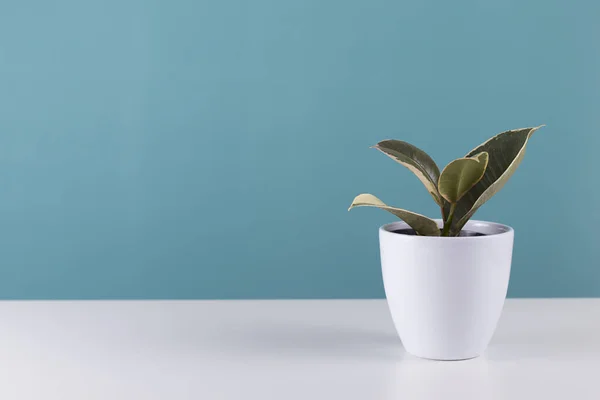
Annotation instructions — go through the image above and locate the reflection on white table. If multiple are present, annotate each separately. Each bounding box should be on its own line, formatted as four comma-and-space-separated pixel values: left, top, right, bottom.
0, 299, 598, 399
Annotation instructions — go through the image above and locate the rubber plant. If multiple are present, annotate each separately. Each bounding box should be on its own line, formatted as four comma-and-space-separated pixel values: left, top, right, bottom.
348, 126, 544, 236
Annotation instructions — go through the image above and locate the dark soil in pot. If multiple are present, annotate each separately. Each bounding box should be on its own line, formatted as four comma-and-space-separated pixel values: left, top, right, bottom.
392, 229, 487, 237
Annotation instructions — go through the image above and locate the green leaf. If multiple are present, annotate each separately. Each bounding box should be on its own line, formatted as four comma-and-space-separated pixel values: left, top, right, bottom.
373, 140, 443, 206
448, 126, 544, 233
438, 152, 489, 203
348, 193, 440, 236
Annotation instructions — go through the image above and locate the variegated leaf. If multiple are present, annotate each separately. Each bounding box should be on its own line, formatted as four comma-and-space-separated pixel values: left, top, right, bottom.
348, 193, 440, 236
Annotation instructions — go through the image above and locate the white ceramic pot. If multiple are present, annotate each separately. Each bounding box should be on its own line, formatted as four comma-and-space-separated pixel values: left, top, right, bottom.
380, 219, 514, 360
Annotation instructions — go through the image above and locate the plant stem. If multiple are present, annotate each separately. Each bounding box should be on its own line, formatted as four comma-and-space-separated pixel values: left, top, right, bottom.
442, 203, 456, 236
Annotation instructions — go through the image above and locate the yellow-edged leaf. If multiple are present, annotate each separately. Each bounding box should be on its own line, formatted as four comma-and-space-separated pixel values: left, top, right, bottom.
348, 193, 440, 236
447, 126, 544, 234
438, 152, 489, 203
372, 140, 443, 206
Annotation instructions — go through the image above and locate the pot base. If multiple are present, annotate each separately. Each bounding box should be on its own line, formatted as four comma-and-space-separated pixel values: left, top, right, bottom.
404, 348, 480, 361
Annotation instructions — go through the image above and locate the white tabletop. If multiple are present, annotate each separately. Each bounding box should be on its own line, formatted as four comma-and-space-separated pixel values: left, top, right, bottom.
1, 299, 599, 399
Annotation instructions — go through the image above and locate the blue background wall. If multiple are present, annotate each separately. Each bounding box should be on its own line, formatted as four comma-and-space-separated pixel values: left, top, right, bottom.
0, 0, 598, 299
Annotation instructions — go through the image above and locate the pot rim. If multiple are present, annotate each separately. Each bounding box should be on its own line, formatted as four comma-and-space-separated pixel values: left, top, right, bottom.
380, 219, 513, 240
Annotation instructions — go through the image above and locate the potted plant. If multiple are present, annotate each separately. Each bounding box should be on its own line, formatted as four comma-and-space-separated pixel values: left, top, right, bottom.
349, 126, 543, 360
